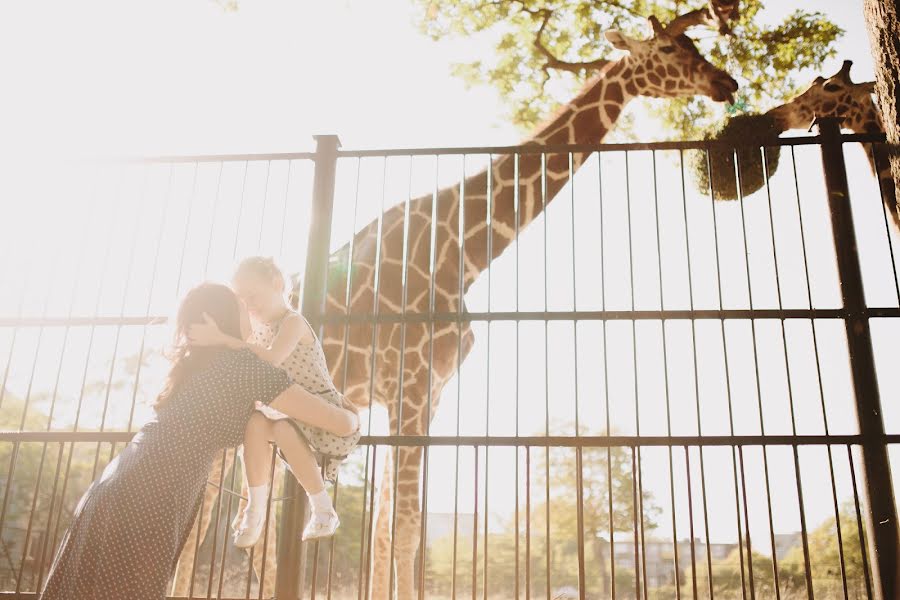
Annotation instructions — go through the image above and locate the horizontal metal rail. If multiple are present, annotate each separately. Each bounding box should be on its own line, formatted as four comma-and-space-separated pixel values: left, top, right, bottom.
3, 431, 899, 447
108, 132, 886, 163
4, 306, 900, 327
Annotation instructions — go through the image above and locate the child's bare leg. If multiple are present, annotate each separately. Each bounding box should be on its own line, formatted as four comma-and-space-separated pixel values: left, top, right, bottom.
270, 420, 326, 495
233, 413, 276, 548
268, 387, 358, 437
270, 420, 340, 540
243, 412, 275, 486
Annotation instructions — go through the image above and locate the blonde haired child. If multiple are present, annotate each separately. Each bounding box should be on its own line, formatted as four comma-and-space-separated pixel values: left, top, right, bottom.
189, 256, 359, 543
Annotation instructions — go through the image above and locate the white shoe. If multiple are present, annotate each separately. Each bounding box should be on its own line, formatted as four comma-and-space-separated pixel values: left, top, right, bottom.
302, 510, 340, 541
233, 510, 265, 549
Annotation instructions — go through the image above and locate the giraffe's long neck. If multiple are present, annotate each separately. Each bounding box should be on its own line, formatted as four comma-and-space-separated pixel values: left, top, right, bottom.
450, 60, 637, 290
329, 60, 639, 314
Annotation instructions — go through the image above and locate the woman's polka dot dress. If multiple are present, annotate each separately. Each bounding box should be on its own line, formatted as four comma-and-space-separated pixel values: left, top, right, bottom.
250, 311, 360, 483
39, 348, 292, 600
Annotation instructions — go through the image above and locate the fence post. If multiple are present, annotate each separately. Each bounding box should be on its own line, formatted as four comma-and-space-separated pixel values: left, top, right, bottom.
815, 116, 899, 599
275, 134, 341, 600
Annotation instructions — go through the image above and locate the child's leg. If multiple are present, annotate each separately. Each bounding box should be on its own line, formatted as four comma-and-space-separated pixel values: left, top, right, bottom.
270, 420, 339, 540
234, 413, 276, 547
267, 387, 358, 438
270, 420, 327, 496
243, 412, 276, 487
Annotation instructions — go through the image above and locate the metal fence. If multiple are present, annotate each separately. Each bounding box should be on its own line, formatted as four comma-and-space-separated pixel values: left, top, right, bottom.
1, 119, 899, 600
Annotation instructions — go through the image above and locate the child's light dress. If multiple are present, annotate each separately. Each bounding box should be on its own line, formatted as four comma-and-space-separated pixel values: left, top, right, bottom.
252, 310, 359, 482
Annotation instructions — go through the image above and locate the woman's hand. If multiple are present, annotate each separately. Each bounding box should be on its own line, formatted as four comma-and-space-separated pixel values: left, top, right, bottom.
188, 313, 227, 347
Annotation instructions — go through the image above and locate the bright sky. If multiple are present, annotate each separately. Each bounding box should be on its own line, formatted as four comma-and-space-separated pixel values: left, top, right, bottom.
2, 0, 899, 578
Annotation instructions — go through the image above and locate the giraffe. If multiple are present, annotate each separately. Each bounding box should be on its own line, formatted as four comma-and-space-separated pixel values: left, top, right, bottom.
319, 10, 738, 600
172, 6, 740, 598
764, 59, 899, 231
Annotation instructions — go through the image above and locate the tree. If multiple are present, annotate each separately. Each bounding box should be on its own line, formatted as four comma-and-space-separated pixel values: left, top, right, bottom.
413, 0, 843, 139
422, 438, 661, 598
780, 504, 870, 600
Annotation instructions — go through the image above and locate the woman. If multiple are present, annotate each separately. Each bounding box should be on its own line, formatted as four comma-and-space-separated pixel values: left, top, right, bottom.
39, 282, 356, 600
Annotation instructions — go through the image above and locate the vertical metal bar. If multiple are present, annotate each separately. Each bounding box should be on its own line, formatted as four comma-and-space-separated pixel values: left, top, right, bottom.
325, 471, 341, 600
483, 154, 492, 600
332, 156, 360, 600
471, 447, 480, 600
417, 153, 441, 600
705, 148, 748, 600
684, 447, 698, 599
276, 134, 341, 600
387, 154, 415, 600
201, 162, 225, 277
257, 447, 280, 599
525, 448, 531, 600
736, 446, 756, 600
787, 145, 819, 600
278, 160, 294, 258
575, 446, 586, 600
363, 446, 379, 600
848, 444, 875, 599
256, 160, 272, 251
231, 161, 250, 260
677, 149, 711, 599
815, 117, 900, 599
568, 151, 586, 600
360, 155, 389, 600
598, 151, 615, 600
540, 152, 551, 600
514, 152, 521, 600
216, 448, 241, 598
650, 150, 682, 599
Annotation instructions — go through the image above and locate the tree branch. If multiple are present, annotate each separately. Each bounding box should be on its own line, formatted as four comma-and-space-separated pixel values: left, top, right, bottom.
532, 8, 613, 75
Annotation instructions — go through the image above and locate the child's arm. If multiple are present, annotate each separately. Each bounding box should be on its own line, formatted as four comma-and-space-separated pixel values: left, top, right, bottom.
189, 312, 312, 366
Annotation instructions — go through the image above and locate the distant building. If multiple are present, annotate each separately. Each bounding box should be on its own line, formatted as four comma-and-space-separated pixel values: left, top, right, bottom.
602, 533, 802, 588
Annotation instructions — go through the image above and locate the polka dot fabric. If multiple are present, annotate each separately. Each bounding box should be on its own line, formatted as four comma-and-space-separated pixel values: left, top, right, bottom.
39, 348, 292, 600
251, 312, 359, 483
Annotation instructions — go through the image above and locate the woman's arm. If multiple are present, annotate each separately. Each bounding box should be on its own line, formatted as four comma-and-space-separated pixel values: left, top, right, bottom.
268, 384, 358, 437
190, 312, 310, 366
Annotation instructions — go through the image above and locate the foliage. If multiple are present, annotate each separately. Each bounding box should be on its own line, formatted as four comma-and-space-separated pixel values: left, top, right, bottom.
414, 0, 843, 140
688, 111, 783, 200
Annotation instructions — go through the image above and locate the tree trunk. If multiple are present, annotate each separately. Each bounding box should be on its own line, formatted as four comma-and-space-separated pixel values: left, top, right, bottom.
861, 7, 900, 600
865, 0, 900, 228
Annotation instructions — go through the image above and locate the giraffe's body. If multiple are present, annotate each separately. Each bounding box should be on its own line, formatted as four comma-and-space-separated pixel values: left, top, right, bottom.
321, 16, 737, 600
173, 10, 739, 599
765, 60, 899, 231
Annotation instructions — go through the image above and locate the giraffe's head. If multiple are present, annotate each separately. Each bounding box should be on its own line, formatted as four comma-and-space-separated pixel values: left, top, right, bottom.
604, 13, 739, 104
765, 60, 881, 134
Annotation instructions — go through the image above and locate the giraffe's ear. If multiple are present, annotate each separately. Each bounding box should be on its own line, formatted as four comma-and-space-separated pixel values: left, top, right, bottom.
605, 30, 633, 52
860, 81, 876, 94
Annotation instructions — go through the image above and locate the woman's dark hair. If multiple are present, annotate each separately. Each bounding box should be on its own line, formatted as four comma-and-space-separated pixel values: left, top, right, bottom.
154, 282, 243, 410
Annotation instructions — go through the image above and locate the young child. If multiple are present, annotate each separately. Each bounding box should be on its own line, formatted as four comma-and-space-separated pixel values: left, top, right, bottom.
189, 256, 360, 544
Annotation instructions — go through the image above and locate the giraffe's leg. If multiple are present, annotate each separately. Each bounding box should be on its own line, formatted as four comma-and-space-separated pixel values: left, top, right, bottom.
371, 450, 395, 600
392, 445, 424, 600
172, 449, 235, 596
